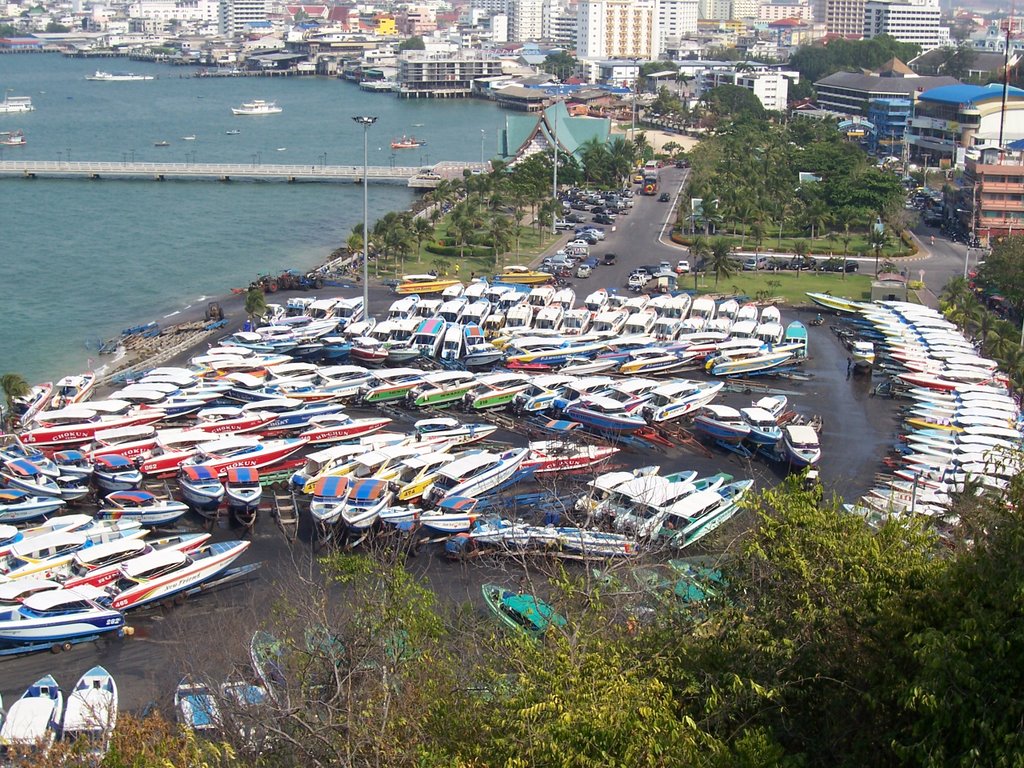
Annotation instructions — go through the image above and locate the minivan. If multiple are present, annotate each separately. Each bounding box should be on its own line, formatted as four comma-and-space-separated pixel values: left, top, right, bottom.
743, 256, 768, 271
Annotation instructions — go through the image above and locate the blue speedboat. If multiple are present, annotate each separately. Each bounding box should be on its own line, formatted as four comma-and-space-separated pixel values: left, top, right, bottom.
93, 454, 143, 494
178, 465, 225, 515
0, 590, 124, 645
0, 489, 65, 524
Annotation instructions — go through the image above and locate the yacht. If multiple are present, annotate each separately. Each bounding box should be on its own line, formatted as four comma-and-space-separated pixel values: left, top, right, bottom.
0, 94, 33, 113
231, 99, 283, 116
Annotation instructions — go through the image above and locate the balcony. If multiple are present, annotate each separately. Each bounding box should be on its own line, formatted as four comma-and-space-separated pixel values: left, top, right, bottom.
980, 199, 1024, 211
979, 181, 1024, 192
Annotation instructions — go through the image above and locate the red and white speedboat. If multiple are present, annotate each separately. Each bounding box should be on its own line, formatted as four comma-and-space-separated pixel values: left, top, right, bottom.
12, 382, 53, 427
134, 429, 222, 477
48, 372, 97, 409
298, 414, 393, 445
105, 539, 251, 611
21, 409, 167, 448
87, 425, 159, 462
62, 532, 211, 590
179, 436, 307, 477
193, 407, 278, 435
897, 372, 1005, 393
522, 440, 619, 474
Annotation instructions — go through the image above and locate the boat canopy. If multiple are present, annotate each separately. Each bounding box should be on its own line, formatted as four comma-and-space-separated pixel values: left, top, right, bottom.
349, 478, 388, 501
107, 491, 156, 506
438, 496, 478, 512
182, 465, 218, 482
227, 467, 259, 484
96, 454, 133, 469
5, 459, 41, 476
313, 476, 349, 499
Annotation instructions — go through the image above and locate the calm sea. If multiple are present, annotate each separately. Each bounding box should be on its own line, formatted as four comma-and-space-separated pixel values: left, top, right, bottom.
0, 55, 505, 383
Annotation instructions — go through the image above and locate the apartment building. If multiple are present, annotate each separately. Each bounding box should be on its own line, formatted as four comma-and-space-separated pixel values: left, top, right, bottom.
863, 0, 948, 50
397, 52, 504, 97
964, 145, 1024, 242
701, 64, 793, 110
657, 0, 698, 44
757, 1, 812, 21
824, 0, 865, 36
576, 0, 659, 60
510, 0, 544, 40
220, 0, 269, 38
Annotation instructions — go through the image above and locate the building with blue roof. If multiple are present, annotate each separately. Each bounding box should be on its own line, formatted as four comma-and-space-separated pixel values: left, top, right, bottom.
906, 82, 1024, 168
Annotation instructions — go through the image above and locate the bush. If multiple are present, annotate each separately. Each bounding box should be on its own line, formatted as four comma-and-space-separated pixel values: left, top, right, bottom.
425, 241, 492, 258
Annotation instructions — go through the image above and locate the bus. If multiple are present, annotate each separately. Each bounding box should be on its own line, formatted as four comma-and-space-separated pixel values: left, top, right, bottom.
642, 171, 659, 195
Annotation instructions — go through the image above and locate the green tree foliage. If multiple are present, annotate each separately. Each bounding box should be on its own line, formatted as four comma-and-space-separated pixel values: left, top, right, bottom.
397, 35, 425, 51
243, 288, 268, 324
701, 84, 766, 121
976, 234, 1024, 313
45, 20, 70, 32
0, 373, 29, 430
650, 85, 683, 116
789, 35, 923, 83
540, 50, 577, 80
934, 43, 977, 80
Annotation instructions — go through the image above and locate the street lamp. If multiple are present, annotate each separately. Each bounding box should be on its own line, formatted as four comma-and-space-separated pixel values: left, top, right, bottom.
66, 148, 71, 163
551, 109, 558, 235
130, 149, 135, 163
353, 115, 378, 320
480, 129, 485, 166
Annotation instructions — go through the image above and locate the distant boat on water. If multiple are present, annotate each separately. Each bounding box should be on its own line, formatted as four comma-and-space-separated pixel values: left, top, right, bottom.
181, 135, 196, 141
86, 71, 155, 82
231, 100, 282, 116
391, 135, 426, 149
0, 93, 33, 113
154, 140, 170, 147
0, 130, 26, 146
225, 129, 240, 135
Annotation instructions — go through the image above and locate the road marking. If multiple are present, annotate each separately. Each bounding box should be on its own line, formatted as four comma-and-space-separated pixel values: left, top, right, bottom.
658, 171, 688, 250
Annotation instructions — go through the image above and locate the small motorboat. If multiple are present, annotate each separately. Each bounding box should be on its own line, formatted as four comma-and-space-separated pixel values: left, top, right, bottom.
481, 584, 565, 639
739, 407, 782, 446
417, 496, 482, 534
62, 532, 210, 589
52, 450, 94, 482
693, 405, 751, 445
0, 675, 63, 748
339, 478, 394, 531
225, 129, 240, 135
154, 140, 170, 147
781, 425, 821, 467
175, 677, 220, 732
61, 666, 118, 759
225, 467, 262, 527
851, 340, 875, 369
522, 440, 619, 474
2, 458, 63, 498
309, 475, 350, 532
178, 465, 225, 516
413, 417, 496, 445
0, 590, 124, 645
96, 490, 190, 526
0, 489, 65, 524
93, 454, 144, 494
105, 539, 251, 611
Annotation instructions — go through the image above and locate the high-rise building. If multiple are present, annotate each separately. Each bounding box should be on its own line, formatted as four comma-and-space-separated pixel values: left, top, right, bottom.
699, 0, 734, 20
543, 1, 578, 44
220, 0, 269, 38
863, 0, 947, 50
510, 0, 544, 40
657, 0, 698, 45
824, 0, 865, 35
576, 0, 659, 60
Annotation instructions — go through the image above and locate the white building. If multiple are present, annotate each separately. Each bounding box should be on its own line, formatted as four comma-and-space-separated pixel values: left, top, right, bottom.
758, 1, 812, 21
220, 0, 269, 37
699, 0, 734, 21
576, 0, 658, 60
470, 0, 509, 14
509, 0, 544, 40
701, 65, 794, 111
490, 12, 509, 41
657, 0, 698, 46
543, 0, 577, 45
732, 0, 759, 18
823, 0, 864, 36
128, 0, 221, 24
863, 0, 948, 50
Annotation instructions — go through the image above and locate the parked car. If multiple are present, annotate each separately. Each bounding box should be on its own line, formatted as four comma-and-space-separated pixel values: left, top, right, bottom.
743, 256, 768, 271
676, 259, 690, 274
593, 214, 615, 225
565, 212, 587, 224
576, 263, 593, 279
658, 261, 673, 273
628, 272, 649, 291
554, 219, 574, 231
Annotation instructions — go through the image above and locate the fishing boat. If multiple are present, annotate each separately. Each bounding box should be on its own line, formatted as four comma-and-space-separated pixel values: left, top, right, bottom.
0, 590, 123, 645
0, 129, 25, 146
522, 441, 618, 473
175, 677, 220, 732
423, 448, 528, 507
96, 490, 189, 526
395, 274, 462, 296
62, 666, 118, 759
0, 489, 65, 524
93, 454, 144, 494
391, 135, 426, 149
339, 478, 394, 531
0, 676, 63, 748
178, 465, 225, 515
693, 405, 751, 444
231, 99, 282, 116
481, 584, 566, 639
495, 266, 554, 285
642, 380, 723, 423
62, 533, 210, 589
105, 539, 251, 611
781, 425, 822, 467
225, 467, 262, 526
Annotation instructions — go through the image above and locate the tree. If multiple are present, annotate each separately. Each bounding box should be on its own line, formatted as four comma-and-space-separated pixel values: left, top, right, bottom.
486, 214, 513, 269
539, 50, 577, 80
793, 240, 809, 277
0, 373, 29, 430
976, 234, 1024, 315
701, 84, 766, 122
709, 238, 734, 287
244, 287, 268, 326
45, 20, 70, 32
398, 35, 425, 51
411, 217, 433, 262
937, 43, 977, 80
868, 226, 889, 276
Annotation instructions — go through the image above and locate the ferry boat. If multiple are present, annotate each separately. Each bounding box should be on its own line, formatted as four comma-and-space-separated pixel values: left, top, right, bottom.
395, 274, 463, 296
86, 71, 155, 81
0, 94, 34, 113
496, 266, 554, 285
0, 130, 25, 146
231, 99, 282, 116
391, 135, 426, 149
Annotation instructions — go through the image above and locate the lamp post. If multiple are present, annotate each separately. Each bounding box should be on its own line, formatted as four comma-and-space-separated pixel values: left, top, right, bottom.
353, 115, 378, 320
66, 147, 71, 163
551, 108, 558, 235
480, 129, 485, 166
130, 149, 135, 163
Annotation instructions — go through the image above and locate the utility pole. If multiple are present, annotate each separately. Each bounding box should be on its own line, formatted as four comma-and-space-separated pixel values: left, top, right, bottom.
353, 115, 378, 320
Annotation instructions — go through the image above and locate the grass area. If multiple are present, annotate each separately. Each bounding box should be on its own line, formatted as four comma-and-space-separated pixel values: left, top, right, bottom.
674, 230, 913, 258
682, 270, 873, 305
373, 216, 559, 279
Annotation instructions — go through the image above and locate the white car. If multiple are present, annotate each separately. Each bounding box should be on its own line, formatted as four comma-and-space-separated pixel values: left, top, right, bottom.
676, 260, 691, 274
567, 240, 591, 249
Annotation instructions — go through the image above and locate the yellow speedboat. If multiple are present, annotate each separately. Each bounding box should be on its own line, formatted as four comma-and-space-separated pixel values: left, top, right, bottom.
395, 274, 463, 295
496, 266, 554, 285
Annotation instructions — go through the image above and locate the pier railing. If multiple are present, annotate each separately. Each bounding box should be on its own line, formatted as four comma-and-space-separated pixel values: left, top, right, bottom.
0, 160, 484, 187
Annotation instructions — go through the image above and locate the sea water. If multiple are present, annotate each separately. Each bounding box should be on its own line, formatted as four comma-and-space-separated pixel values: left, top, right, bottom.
0, 55, 505, 383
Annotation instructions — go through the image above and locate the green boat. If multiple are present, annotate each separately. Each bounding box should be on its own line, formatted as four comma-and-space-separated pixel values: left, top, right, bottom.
361, 368, 425, 404
667, 559, 725, 603
482, 583, 566, 639
465, 373, 532, 411
409, 372, 479, 408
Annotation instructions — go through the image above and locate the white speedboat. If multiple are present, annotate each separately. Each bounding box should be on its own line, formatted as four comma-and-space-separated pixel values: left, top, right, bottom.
781, 424, 821, 467
642, 380, 723, 423
231, 99, 282, 116
693, 405, 751, 445
0, 591, 123, 645
0, 488, 65, 524
86, 71, 155, 81
62, 666, 118, 760
851, 340, 875, 368
0, 675, 63, 748
340, 478, 394, 531
423, 448, 528, 507
97, 490, 190, 526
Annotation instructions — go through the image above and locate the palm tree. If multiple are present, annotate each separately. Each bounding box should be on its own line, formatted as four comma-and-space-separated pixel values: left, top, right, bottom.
486, 214, 514, 269
804, 199, 831, 241
868, 227, 889, 277
0, 373, 29, 430
244, 288, 268, 328
447, 212, 471, 262
411, 218, 434, 263
751, 219, 767, 254
793, 240, 809, 278
709, 238, 734, 287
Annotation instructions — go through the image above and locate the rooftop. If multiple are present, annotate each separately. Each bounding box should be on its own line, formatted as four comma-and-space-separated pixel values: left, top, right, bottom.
815, 71, 958, 95
919, 82, 1024, 105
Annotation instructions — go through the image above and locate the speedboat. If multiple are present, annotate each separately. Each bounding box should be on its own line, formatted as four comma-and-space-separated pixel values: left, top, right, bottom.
350, 337, 390, 366
62, 532, 210, 589
481, 584, 565, 639
360, 368, 426, 404
522, 441, 619, 474
423, 448, 528, 507
0, 676, 63, 748
62, 666, 118, 759
20, 408, 166, 448
417, 496, 482, 534
2, 459, 63, 498
194, 406, 277, 435
340, 478, 394, 531
231, 99, 282, 116
0, 590, 123, 645
1, 524, 145, 580
395, 274, 462, 296
662, 479, 754, 548
49, 372, 97, 408
93, 454, 144, 494
496, 266, 553, 285
298, 414, 392, 444
642, 380, 723, 423
178, 465, 225, 515
308, 476, 350, 529
408, 371, 478, 407
413, 417, 496, 445
180, 436, 307, 476
0, 489, 66, 524
87, 70, 154, 81
175, 677, 220, 732
390, 451, 457, 504
781, 425, 821, 467
225, 467, 262, 527
617, 347, 685, 375
104, 539, 251, 611
96, 490, 190, 526
564, 395, 648, 433
740, 406, 782, 445
693, 405, 751, 444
